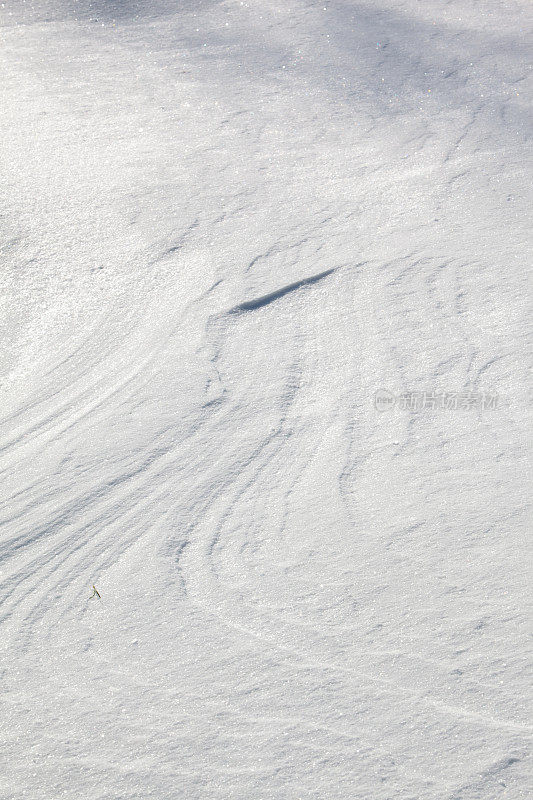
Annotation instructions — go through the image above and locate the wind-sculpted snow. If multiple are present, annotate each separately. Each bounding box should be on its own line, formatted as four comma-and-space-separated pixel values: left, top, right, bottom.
0, 1, 531, 799
227, 268, 338, 313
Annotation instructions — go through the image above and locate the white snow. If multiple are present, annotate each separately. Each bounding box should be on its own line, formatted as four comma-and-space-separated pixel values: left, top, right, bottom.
0, 1, 531, 798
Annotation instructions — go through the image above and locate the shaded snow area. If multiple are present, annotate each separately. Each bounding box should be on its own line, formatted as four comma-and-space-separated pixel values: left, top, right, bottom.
1, 1, 532, 798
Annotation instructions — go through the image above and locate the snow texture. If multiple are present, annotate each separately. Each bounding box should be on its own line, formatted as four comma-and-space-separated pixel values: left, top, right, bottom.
0, 1, 531, 798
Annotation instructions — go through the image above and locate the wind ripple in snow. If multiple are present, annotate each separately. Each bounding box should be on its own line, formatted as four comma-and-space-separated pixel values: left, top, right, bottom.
0, 1, 531, 799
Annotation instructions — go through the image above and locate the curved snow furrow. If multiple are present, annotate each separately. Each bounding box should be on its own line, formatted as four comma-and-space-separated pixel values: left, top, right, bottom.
3, 356, 317, 650
1, 2, 531, 799
0, 407, 224, 635
195, 274, 356, 599
209, 298, 357, 617
184, 567, 532, 736
200, 501, 532, 736
0, 282, 211, 465
204, 382, 349, 598
0, 278, 224, 542
204, 435, 285, 568
0, 370, 229, 577
184, 255, 531, 745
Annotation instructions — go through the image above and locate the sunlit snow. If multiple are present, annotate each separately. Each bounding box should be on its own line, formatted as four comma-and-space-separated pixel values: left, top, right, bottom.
1, 1, 531, 798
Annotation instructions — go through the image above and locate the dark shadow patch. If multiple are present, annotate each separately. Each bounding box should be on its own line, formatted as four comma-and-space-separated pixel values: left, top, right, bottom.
228, 267, 337, 314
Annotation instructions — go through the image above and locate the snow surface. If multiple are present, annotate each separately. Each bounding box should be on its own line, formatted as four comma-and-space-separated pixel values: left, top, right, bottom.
1, 1, 532, 798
